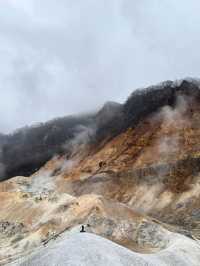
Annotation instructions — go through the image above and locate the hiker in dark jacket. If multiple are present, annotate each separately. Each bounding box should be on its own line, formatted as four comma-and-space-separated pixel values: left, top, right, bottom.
80, 225, 86, 233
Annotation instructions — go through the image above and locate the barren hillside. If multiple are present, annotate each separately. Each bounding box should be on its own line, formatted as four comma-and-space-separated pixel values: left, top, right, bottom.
1, 79, 200, 265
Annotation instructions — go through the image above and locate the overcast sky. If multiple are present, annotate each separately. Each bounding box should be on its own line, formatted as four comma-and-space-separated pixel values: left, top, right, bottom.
0, 0, 200, 133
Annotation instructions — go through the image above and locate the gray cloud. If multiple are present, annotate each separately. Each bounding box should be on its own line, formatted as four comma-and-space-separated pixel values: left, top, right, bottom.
0, 0, 200, 133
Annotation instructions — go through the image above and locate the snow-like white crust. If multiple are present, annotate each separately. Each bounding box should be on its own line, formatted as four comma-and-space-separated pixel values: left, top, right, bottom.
9, 232, 200, 266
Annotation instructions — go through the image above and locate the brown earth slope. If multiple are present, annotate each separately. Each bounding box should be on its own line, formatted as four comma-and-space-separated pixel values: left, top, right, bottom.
51, 93, 200, 234
1, 81, 200, 264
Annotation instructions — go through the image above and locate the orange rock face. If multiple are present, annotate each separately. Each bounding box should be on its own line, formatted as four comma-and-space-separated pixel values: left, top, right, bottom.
1, 91, 200, 264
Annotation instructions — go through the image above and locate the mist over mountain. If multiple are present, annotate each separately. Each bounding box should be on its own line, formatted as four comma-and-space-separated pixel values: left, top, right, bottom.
1, 79, 200, 181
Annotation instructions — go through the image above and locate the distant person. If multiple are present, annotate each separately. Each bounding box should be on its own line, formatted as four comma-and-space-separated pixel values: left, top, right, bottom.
80, 225, 86, 233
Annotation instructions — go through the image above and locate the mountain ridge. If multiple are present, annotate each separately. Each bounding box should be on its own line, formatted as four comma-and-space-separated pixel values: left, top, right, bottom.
1, 78, 200, 180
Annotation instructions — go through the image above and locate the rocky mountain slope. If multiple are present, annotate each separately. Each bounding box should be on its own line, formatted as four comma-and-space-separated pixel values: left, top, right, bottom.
1, 79, 200, 265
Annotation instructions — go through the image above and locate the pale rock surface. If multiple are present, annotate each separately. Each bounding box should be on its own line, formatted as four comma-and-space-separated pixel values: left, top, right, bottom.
9, 233, 200, 266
